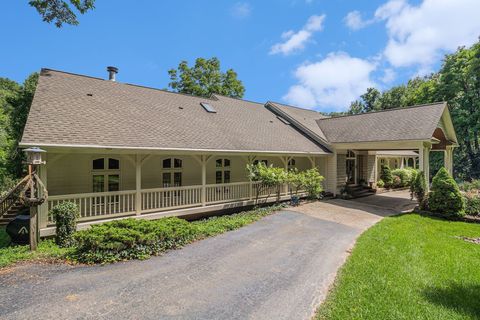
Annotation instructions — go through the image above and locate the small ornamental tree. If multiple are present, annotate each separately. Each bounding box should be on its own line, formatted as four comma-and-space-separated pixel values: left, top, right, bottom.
303, 168, 324, 199
246, 162, 286, 205
410, 170, 427, 208
380, 165, 393, 188
287, 168, 306, 197
428, 167, 465, 217
51, 202, 79, 247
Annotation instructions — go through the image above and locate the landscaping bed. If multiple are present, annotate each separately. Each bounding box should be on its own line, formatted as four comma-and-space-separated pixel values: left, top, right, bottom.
316, 213, 480, 320
0, 204, 285, 267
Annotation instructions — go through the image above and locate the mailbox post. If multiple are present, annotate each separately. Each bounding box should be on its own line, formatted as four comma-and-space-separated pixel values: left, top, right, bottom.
23, 147, 46, 251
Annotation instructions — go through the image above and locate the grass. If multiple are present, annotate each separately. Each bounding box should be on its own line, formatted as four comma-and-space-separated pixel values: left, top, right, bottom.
0, 227, 72, 268
0, 204, 284, 267
316, 213, 480, 320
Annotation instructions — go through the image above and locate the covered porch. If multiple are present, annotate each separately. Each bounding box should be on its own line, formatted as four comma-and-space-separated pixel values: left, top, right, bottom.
38, 149, 329, 236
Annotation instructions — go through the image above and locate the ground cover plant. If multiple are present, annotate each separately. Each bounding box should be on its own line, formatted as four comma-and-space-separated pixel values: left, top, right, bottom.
317, 213, 480, 320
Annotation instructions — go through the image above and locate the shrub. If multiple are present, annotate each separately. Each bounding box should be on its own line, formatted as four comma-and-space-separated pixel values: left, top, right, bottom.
463, 192, 480, 216
286, 168, 306, 196
410, 171, 427, 208
247, 162, 287, 204
428, 167, 465, 217
391, 168, 414, 188
392, 175, 402, 188
51, 202, 79, 248
377, 180, 385, 188
302, 168, 324, 199
74, 217, 198, 263
459, 179, 480, 192
380, 165, 393, 188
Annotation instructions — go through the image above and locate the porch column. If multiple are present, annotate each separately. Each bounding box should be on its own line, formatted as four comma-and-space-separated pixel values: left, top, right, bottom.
38, 158, 48, 229
374, 155, 378, 184
419, 144, 430, 191
444, 146, 453, 176
400, 157, 405, 169
281, 156, 289, 195
135, 154, 142, 215
201, 155, 207, 206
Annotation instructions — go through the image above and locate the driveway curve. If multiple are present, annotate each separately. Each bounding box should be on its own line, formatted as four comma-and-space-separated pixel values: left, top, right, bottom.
0, 191, 415, 320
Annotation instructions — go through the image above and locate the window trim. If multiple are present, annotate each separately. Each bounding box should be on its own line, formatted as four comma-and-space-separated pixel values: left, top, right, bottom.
91, 157, 121, 192
215, 158, 231, 184
161, 157, 183, 187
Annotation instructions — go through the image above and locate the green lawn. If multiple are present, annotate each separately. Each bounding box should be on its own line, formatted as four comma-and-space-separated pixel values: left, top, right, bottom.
0, 227, 71, 268
317, 214, 480, 320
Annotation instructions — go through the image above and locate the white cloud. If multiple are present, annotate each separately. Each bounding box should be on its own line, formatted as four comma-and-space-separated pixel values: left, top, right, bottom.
283, 52, 377, 111
376, 0, 480, 68
230, 2, 252, 19
344, 11, 373, 30
270, 14, 326, 55
380, 68, 396, 83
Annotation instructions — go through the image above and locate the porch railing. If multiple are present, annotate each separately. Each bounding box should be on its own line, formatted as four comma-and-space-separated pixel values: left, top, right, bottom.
47, 190, 136, 223
141, 185, 203, 213
46, 182, 293, 225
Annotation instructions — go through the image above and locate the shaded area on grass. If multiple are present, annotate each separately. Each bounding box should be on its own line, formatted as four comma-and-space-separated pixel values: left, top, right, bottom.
316, 213, 480, 320
423, 283, 480, 319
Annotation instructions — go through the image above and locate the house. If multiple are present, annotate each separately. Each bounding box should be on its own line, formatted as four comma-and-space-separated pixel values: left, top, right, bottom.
19, 68, 458, 236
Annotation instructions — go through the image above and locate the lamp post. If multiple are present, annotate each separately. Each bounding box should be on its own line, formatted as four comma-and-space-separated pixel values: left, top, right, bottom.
23, 147, 46, 250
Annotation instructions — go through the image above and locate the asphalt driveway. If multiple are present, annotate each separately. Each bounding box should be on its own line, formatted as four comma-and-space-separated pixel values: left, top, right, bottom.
0, 191, 415, 320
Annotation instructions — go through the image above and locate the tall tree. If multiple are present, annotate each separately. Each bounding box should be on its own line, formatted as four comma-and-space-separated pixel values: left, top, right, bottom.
360, 88, 381, 112
168, 57, 245, 98
29, 0, 95, 27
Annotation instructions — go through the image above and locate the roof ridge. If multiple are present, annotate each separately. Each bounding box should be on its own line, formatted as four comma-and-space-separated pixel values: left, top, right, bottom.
267, 100, 324, 115
318, 101, 447, 120
41, 68, 220, 102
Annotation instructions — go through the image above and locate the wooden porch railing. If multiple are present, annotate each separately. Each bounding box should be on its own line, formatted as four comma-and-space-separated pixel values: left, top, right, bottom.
0, 175, 29, 218
46, 182, 293, 225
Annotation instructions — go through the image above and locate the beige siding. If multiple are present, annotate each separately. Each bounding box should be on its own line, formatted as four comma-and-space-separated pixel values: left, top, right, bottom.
367, 155, 376, 183
336, 154, 346, 187
325, 154, 337, 194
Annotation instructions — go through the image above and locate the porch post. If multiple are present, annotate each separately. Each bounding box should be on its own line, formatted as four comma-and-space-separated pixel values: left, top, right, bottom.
445, 146, 453, 175
135, 154, 142, 215
201, 155, 206, 206
400, 157, 404, 169
419, 144, 430, 191
282, 156, 289, 195
38, 158, 48, 229
374, 155, 378, 184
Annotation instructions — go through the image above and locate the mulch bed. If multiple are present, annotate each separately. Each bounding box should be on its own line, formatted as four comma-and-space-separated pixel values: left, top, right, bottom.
415, 208, 480, 224
455, 236, 480, 245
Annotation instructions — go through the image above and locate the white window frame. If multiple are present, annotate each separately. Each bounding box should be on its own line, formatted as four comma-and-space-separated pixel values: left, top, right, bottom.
215, 158, 231, 184
161, 157, 183, 187
91, 157, 121, 193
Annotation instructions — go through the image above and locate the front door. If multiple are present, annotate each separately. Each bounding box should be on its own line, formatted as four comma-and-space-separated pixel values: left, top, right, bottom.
345, 150, 356, 184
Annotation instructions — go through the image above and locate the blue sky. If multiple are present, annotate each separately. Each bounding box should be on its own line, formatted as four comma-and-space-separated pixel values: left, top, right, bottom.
1, 0, 479, 112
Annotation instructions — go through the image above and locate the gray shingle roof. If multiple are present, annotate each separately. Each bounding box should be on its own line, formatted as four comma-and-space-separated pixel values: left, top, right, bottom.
20, 69, 330, 154
316, 103, 447, 143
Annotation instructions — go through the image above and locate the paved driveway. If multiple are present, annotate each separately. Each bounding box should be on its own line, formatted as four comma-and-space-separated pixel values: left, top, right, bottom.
0, 191, 415, 320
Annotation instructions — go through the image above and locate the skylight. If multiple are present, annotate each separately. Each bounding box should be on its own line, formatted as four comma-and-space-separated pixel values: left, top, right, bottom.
200, 102, 216, 113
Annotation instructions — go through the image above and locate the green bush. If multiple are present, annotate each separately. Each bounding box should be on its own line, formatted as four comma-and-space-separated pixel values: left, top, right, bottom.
51, 202, 79, 248
391, 168, 414, 188
74, 217, 198, 263
459, 179, 480, 192
410, 171, 427, 208
463, 192, 480, 216
376, 180, 385, 188
380, 165, 393, 188
428, 167, 465, 217
247, 162, 287, 204
303, 168, 324, 199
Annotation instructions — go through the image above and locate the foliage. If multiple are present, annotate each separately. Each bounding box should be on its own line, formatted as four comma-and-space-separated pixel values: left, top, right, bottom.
286, 168, 306, 196
0, 73, 38, 181
73, 205, 283, 264
410, 171, 427, 208
463, 192, 480, 216
428, 167, 465, 217
29, 0, 95, 27
0, 227, 71, 268
392, 168, 415, 188
246, 162, 286, 204
459, 179, 480, 192
316, 214, 480, 320
168, 57, 245, 98
51, 202, 79, 247
380, 165, 393, 188
302, 168, 324, 199
376, 179, 385, 188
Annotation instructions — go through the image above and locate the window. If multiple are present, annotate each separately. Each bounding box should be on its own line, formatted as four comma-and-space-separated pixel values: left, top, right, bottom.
216, 159, 231, 184
253, 160, 268, 166
346, 150, 355, 159
407, 158, 414, 167
162, 158, 183, 187
200, 102, 217, 113
288, 158, 296, 170
92, 158, 121, 193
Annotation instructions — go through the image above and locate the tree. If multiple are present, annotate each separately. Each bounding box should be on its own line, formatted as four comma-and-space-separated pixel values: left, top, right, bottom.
360, 88, 381, 112
380, 165, 393, 188
29, 0, 95, 27
168, 57, 245, 98
428, 167, 465, 217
